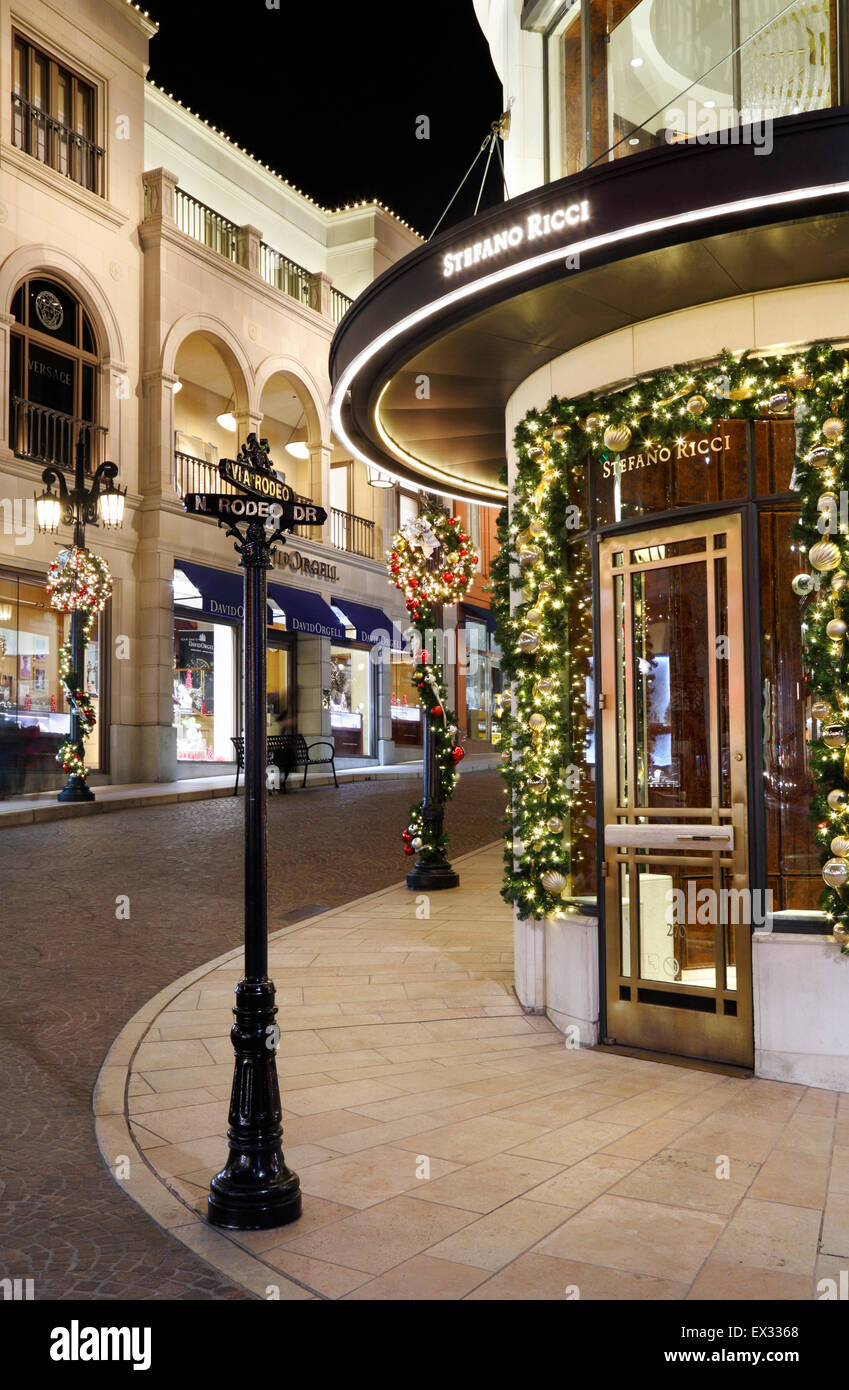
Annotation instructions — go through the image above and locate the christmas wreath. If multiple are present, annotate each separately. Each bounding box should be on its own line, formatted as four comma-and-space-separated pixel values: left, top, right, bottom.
388, 511, 477, 625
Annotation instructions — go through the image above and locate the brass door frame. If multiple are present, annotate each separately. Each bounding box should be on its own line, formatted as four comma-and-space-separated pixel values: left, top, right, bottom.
598, 512, 753, 1066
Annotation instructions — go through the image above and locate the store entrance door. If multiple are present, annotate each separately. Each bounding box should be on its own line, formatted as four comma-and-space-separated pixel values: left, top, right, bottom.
598, 513, 753, 1067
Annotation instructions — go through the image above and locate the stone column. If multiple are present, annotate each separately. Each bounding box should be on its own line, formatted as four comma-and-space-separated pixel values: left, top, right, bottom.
135, 530, 178, 782
308, 272, 332, 319
0, 310, 16, 451
308, 443, 332, 544
140, 369, 179, 499
236, 225, 263, 277
143, 167, 179, 223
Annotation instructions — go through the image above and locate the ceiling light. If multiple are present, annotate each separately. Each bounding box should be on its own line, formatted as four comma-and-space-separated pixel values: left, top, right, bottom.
172, 379, 182, 394
630, 57, 643, 68
285, 441, 310, 459
629, 137, 640, 146
367, 466, 394, 488
216, 411, 237, 432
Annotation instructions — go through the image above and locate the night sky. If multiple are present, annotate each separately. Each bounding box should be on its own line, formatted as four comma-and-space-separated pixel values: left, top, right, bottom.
145, 1, 504, 237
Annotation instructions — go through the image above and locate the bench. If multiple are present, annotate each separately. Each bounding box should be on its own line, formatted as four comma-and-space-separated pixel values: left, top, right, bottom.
231, 733, 338, 795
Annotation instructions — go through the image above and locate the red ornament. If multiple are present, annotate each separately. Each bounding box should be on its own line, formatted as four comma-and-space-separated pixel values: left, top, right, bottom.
430, 705, 443, 717
404, 846, 415, 856
451, 746, 465, 764
442, 571, 454, 583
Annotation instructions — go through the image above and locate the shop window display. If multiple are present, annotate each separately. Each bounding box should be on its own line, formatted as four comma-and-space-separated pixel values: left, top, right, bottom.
391, 653, 423, 746
330, 646, 372, 756
0, 568, 99, 793
173, 617, 236, 761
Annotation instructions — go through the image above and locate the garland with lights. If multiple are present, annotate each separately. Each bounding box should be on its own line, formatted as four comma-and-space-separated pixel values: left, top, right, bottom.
492, 342, 849, 944
387, 510, 472, 861
48, 548, 111, 779
388, 510, 478, 627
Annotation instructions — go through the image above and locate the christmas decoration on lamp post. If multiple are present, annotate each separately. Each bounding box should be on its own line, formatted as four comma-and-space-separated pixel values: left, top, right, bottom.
388, 510, 477, 890
35, 432, 124, 802
492, 343, 849, 950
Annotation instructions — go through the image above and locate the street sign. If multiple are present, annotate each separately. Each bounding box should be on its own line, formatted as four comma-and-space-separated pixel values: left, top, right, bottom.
219, 457, 293, 502
182, 493, 327, 528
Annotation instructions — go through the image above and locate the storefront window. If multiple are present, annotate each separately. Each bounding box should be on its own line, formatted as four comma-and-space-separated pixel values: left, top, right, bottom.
266, 641, 294, 735
465, 618, 490, 741
391, 653, 423, 746
173, 617, 237, 762
0, 567, 100, 790
330, 645, 372, 756
565, 537, 596, 901
578, 0, 835, 168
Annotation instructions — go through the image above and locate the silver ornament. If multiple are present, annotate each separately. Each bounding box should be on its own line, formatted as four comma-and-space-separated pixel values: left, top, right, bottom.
791, 573, 816, 596
823, 723, 847, 748
411, 837, 423, 851
518, 630, 540, 654
827, 618, 847, 641
828, 789, 847, 810
823, 857, 849, 889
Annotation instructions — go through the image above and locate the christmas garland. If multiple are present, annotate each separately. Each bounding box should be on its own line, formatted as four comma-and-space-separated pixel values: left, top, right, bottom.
386, 509, 472, 861
491, 342, 849, 945
48, 548, 110, 779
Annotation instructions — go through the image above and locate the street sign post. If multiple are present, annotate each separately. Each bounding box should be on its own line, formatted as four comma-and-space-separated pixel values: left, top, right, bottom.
183, 493, 327, 528
201, 434, 303, 1232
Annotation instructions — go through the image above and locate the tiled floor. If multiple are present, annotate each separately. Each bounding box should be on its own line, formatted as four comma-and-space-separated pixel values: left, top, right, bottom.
110, 844, 848, 1300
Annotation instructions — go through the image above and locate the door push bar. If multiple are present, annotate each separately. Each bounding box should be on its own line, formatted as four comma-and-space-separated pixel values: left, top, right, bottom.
604, 824, 734, 852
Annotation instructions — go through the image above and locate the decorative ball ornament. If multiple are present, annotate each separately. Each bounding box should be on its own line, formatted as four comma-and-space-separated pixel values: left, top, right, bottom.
540, 869, 567, 896
519, 546, 543, 569
603, 423, 632, 452
450, 745, 465, 764
387, 510, 476, 616
811, 699, 832, 722
686, 394, 707, 416
768, 391, 793, 415
518, 631, 540, 654
529, 773, 547, 792
823, 417, 845, 442
727, 382, 754, 401
529, 520, 545, 537
411, 837, 423, 851
809, 540, 841, 572
584, 412, 601, 432
817, 493, 838, 512
828, 788, 848, 810
526, 607, 544, 627
46, 547, 112, 614
832, 572, 848, 592
537, 579, 555, 597
529, 712, 546, 733
430, 705, 443, 717
790, 370, 813, 390
536, 677, 555, 695
501, 749, 511, 764
791, 573, 816, 596
807, 444, 834, 466
547, 817, 564, 834
823, 723, 847, 749
831, 837, 849, 858
827, 618, 848, 642
823, 857, 849, 889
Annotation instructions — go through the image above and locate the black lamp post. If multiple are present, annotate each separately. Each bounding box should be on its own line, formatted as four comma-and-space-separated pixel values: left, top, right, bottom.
406, 602, 460, 892
35, 432, 125, 803
206, 436, 301, 1231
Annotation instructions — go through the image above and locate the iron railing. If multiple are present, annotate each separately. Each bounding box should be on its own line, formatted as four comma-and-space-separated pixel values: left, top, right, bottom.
174, 450, 239, 499
10, 398, 106, 474
258, 244, 312, 305
330, 507, 376, 559
330, 287, 353, 324
173, 187, 237, 261
11, 94, 105, 196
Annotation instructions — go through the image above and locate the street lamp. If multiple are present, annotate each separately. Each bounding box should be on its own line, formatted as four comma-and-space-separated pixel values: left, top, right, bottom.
34, 431, 125, 803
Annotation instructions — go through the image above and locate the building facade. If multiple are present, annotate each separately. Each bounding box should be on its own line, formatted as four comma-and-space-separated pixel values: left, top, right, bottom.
330, 0, 849, 1088
0, 0, 446, 797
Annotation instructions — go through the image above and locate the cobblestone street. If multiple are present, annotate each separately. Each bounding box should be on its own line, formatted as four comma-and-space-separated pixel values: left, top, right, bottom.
0, 771, 504, 1300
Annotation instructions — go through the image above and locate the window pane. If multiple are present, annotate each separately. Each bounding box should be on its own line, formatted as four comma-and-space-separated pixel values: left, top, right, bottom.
391, 654, 423, 746
330, 646, 372, 756
266, 646, 293, 735
173, 618, 237, 762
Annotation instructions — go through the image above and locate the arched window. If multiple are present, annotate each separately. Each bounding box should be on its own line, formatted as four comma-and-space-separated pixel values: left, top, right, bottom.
9, 275, 103, 471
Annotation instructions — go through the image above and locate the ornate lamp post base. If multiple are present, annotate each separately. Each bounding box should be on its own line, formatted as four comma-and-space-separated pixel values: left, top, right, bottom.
407, 859, 460, 891
58, 774, 95, 803
207, 979, 302, 1231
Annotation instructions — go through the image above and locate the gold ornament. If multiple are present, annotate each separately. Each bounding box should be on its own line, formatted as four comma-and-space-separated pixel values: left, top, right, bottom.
727, 383, 753, 401
686, 394, 707, 416
809, 540, 841, 572
831, 837, 849, 858
811, 699, 832, 722
537, 579, 555, 596
529, 773, 547, 792
529, 520, 545, 538
584, 412, 601, 432
807, 444, 834, 466
603, 423, 632, 453
529, 712, 547, 733
823, 417, 844, 442
526, 607, 544, 627
519, 546, 543, 568
518, 630, 540, 654
500, 749, 511, 764
823, 857, 849, 889
536, 677, 555, 695
547, 817, 564, 834
827, 618, 847, 641
790, 370, 813, 390
822, 723, 847, 748
828, 788, 847, 810
791, 573, 816, 596
540, 869, 567, 895
832, 572, 848, 592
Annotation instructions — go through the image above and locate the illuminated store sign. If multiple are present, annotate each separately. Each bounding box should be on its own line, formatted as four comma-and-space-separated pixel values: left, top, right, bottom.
442, 200, 590, 278
602, 433, 731, 479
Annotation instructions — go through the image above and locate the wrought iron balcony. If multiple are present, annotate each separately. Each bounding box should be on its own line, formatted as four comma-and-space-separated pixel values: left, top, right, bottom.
173, 188, 238, 261
258, 244, 312, 304
11, 94, 105, 196
10, 397, 106, 474
330, 507, 375, 559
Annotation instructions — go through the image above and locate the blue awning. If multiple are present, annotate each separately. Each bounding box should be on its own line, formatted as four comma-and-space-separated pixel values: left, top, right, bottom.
332, 596, 408, 651
268, 582, 346, 640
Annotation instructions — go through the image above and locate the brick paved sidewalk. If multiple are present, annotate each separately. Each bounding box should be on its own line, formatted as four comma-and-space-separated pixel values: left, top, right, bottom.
0, 771, 505, 1300
100, 843, 849, 1301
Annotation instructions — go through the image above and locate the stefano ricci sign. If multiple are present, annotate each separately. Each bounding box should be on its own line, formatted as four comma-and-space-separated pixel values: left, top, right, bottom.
442, 199, 590, 278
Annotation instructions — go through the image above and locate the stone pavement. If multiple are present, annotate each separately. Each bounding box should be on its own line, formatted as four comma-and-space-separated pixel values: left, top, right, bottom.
98, 842, 849, 1301
0, 770, 504, 1300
